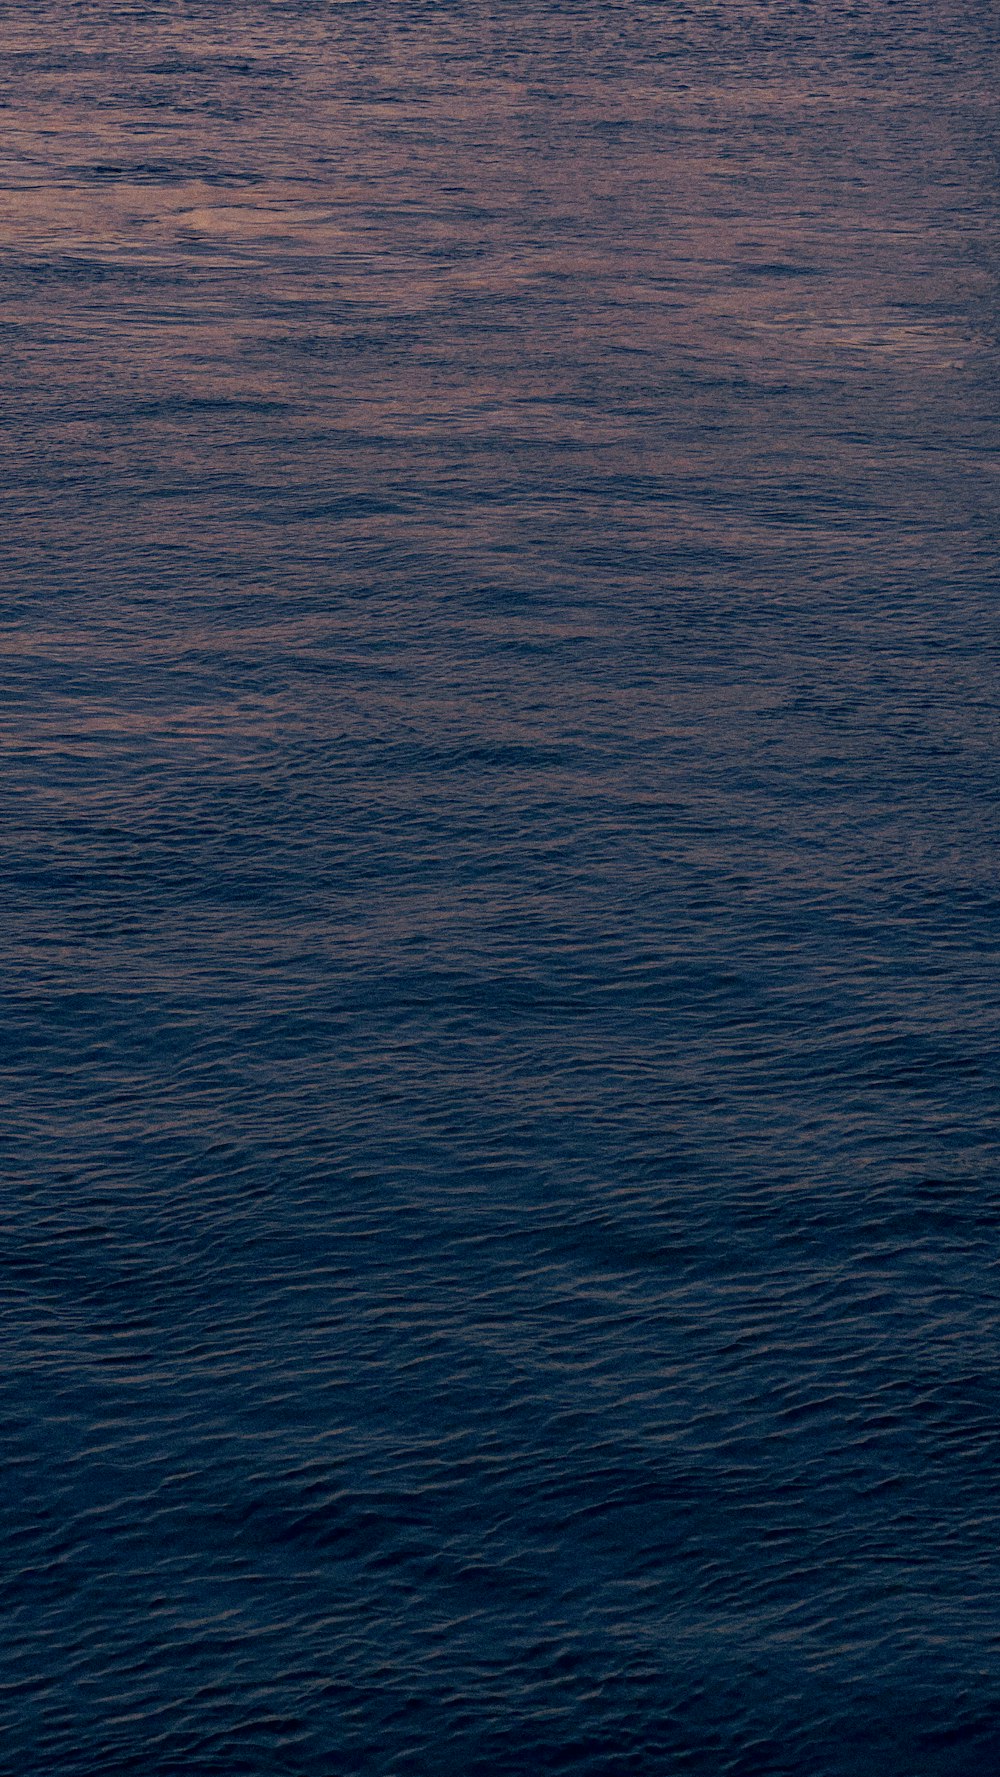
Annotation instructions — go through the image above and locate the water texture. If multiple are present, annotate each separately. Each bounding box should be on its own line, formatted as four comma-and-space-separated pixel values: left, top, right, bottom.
2, 1, 999, 1771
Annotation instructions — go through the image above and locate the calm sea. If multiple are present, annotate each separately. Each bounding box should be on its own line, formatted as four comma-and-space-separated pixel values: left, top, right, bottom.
2, 1, 999, 1771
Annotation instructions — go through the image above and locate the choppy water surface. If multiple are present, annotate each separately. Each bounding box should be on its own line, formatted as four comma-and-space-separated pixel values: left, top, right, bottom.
3, 1, 999, 1771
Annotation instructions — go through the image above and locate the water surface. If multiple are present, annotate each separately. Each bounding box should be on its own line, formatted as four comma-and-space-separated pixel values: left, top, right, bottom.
2, 1, 999, 1771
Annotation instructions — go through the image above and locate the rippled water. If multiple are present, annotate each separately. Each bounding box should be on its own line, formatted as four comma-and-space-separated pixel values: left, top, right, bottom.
3, 1, 999, 1771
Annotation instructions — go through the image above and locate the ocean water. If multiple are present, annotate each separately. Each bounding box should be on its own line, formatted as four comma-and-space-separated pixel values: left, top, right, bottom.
2, 1, 999, 1771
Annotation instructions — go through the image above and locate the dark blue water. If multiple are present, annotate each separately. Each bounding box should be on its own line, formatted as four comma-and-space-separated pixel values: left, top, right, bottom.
3, 1, 999, 1771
